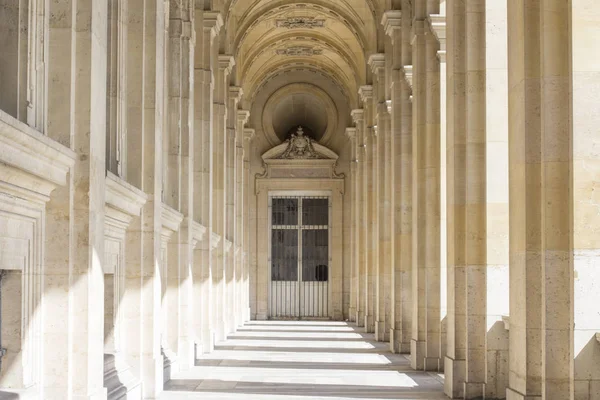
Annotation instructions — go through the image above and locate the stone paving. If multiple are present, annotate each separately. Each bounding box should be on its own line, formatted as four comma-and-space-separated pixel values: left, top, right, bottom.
162, 321, 446, 400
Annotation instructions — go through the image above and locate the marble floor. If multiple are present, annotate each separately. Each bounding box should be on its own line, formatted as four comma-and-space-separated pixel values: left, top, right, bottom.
162, 321, 446, 400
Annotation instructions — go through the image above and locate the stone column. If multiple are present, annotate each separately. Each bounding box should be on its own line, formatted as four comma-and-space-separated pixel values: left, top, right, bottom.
192, 9, 221, 355
359, 86, 375, 333
385, 7, 414, 354
236, 110, 250, 328
225, 86, 242, 334
44, 1, 108, 397
178, 11, 195, 370
370, 54, 391, 343
351, 109, 366, 327
572, 1, 600, 398
212, 54, 234, 342
411, 8, 442, 371
346, 126, 358, 322
243, 128, 255, 321
506, 1, 573, 398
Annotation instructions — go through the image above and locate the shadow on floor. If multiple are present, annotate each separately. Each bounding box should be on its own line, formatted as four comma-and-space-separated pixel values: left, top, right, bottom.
162, 321, 446, 400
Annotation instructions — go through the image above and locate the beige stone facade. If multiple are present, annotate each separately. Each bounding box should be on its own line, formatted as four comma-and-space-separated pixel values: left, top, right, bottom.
0, 0, 598, 399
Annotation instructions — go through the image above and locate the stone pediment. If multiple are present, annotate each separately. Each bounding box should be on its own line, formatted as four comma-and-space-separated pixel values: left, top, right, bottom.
259, 126, 342, 179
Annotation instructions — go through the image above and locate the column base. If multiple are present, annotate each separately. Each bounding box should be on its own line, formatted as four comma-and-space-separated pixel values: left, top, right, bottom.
348, 307, 357, 322
444, 356, 465, 399
214, 320, 226, 342
201, 329, 214, 354
356, 311, 365, 327
464, 381, 485, 399
506, 387, 542, 400
375, 320, 387, 341
178, 338, 195, 371
411, 339, 425, 370
389, 329, 410, 353
424, 356, 440, 371
364, 314, 374, 333
104, 353, 141, 400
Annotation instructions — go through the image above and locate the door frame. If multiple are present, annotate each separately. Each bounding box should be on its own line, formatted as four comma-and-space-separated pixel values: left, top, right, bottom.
255, 179, 344, 320
268, 192, 331, 319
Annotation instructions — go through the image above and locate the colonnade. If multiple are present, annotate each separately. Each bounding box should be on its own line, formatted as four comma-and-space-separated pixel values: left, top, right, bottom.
346, 1, 600, 399
0, 3, 252, 399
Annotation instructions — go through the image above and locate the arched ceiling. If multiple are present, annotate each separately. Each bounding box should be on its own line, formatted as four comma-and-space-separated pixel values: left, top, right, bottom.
222, 0, 381, 106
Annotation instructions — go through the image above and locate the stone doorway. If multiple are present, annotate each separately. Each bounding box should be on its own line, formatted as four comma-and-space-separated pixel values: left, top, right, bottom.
269, 195, 330, 319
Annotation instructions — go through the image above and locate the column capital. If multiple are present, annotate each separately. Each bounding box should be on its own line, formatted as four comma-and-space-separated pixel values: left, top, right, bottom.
237, 110, 250, 126
382, 10, 403, 42
386, 99, 392, 115
426, 14, 446, 51
403, 65, 413, 89
358, 86, 373, 103
351, 109, 364, 124
229, 86, 243, 102
345, 127, 357, 141
218, 55, 235, 74
368, 53, 386, 76
203, 11, 223, 39
411, 19, 426, 45
243, 128, 256, 142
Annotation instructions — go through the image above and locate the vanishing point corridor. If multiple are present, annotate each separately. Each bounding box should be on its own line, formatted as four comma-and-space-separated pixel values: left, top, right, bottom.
162, 321, 445, 400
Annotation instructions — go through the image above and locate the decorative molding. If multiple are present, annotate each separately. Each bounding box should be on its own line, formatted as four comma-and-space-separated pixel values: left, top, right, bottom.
276, 46, 323, 56
259, 130, 342, 180
276, 17, 325, 29
0, 110, 76, 200
382, 10, 403, 41
368, 53, 386, 75
218, 55, 235, 73
386, 100, 393, 115
502, 315, 510, 331
229, 86, 243, 103
358, 85, 373, 103
105, 172, 148, 235
351, 109, 364, 125
403, 65, 414, 89
345, 127, 356, 140
224, 239, 233, 254
277, 127, 323, 159
161, 203, 184, 242
427, 14, 446, 51
243, 128, 256, 141
237, 110, 250, 126
203, 11, 223, 38
210, 232, 221, 250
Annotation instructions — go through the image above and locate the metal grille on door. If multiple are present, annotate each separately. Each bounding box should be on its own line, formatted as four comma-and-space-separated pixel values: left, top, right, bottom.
269, 196, 330, 319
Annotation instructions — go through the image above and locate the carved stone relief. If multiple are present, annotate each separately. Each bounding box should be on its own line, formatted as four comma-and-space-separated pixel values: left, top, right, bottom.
276, 17, 325, 29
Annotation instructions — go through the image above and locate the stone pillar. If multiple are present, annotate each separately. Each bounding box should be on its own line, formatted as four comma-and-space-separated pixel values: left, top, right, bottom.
572, 1, 600, 398
192, 10, 221, 355
351, 109, 366, 327
243, 128, 255, 321
411, 5, 442, 370
225, 86, 242, 334
177, 11, 195, 371
385, 7, 414, 354
43, 0, 109, 398
507, 1, 573, 398
212, 54, 234, 342
370, 53, 391, 343
346, 126, 357, 323
236, 110, 250, 328
359, 86, 375, 333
